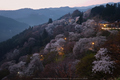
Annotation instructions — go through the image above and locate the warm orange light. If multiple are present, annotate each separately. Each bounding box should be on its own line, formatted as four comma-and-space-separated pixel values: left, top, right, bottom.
40, 55, 44, 61
61, 47, 64, 50
41, 55, 43, 57
58, 52, 64, 56
89, 48, 93, 50
64, 38, 67, 40
40, 58, 44, 61
92, 42, 95, 45
103, 24, 106, 27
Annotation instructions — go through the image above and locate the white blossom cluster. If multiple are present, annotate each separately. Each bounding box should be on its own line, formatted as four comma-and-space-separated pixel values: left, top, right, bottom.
92, 48, 115, 74
45, 23, 54, 35
52, 19, 66, 25
76, 19, 97, 37
44, 34, 66, 54
55, 34, 65, 40
5, 49, 20, 60
75, 25, 83, 33
69, 32, 81, 41
73, 36, 106, 56
8, 61, 26, 74
83, 19, 96, 28
45, 19, 68, 34
69, 19, 75, 24
0, 61, 15, 70
83, 28, 95, 37
24, 55, 44, 75
28, 37, 36, 42
75, 16, 80, 22
46, 38, 65, 52
7, 53, 44, 76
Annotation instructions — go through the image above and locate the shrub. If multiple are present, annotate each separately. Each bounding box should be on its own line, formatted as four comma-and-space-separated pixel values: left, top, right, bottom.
76, 53, 95, 79
43, 51, 58, 65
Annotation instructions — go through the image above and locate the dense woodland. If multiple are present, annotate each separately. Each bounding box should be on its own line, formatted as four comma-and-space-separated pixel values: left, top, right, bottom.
91, 3, 120, 22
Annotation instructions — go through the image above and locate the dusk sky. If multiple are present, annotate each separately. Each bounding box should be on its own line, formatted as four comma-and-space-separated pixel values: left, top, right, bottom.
0, 0, 120, 10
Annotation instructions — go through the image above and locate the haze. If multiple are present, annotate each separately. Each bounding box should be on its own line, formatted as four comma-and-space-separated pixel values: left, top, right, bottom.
0, 0, 120, 10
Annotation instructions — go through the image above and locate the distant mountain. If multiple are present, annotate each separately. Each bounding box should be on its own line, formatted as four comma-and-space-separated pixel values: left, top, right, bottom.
0, 7, 77, 26
0, 16, 29, 42
0, 2, 119, 26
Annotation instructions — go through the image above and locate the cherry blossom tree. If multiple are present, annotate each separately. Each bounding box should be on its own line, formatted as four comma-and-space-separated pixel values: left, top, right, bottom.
44, 37, 66, 54
24, 54, 44, 76
69, 32, 81, 41
92, 48, 115, 74
8, 61, 26, 74
73, 36, 106, 57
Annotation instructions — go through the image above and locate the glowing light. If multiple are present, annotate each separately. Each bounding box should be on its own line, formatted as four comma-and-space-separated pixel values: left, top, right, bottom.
58, 52, 64, 56
101, 27, 120, 30
18, 72, 19, 74
57, 47, 64, 51
103, 24, 106, 27
64, 38, 67, 40
92, 42, 95, 45
40, 55, 44, 61
41, 55, 43, 57
40, 58, 44, 61
61, 47, 64, 50
89, 48, 93, 50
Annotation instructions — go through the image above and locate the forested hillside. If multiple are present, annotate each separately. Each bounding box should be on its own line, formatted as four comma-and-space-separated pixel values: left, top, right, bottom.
91, 3, 120, 22
0, 16, 29, 42
0, 2, 120, 80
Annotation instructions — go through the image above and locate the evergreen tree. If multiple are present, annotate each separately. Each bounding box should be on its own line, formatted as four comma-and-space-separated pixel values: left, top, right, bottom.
42, 29, 48, 39
48, 18, 53, 24
76, 12, 83, 24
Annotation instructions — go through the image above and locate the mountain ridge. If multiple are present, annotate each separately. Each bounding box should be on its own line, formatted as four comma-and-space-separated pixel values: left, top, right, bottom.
0, 15, 29, 42
1, 2, 119, 26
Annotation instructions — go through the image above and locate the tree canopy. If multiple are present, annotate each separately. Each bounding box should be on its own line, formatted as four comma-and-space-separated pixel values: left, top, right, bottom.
91, 3, 120, 22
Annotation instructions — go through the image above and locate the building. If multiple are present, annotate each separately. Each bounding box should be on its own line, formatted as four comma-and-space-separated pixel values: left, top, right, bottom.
99, 20, 120, 30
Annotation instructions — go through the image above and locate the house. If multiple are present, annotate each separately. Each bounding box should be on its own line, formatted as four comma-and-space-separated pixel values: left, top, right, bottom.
99, 20, 120, 30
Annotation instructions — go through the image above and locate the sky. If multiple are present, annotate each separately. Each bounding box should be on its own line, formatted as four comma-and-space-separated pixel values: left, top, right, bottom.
0, 0, 120, 10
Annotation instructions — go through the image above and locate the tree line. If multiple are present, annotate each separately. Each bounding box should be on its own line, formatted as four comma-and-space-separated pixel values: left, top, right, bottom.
91, 3, 120, 22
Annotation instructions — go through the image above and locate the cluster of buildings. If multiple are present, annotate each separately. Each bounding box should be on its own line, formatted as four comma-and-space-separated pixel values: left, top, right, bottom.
99, 20, 120, 30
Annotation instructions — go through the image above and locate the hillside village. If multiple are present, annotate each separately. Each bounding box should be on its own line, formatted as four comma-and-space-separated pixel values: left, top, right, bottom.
0, 3, 120, 80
